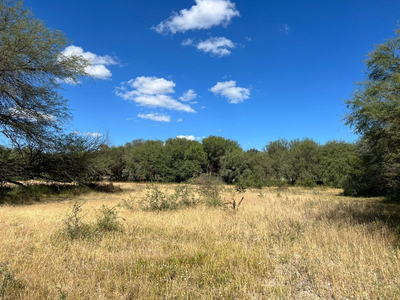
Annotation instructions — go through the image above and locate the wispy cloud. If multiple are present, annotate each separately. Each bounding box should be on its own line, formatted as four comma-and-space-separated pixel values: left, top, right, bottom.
177, 118, 183, 122
137, 113, 171, 122
210, 80, 250, 104
153, 0, 240, 35
183, 37, 236, 57
71, 131, 103, 138
115, 77, 195, 113
279, 23, 290, 35
180, 89, 198, 102
182, 39, 195, 47
61, 45, 119, 80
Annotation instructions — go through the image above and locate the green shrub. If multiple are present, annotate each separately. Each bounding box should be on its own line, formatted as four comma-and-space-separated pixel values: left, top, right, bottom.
141, 184, 199, 211
192, 174, 222, 202
58, 202, 124, 241
204, 196, 224, 207
0, 262, 22, 299
95, 205, 124, 232
61, 201, 92, 240
171, 185, 198, 207
142, 184, 178, 211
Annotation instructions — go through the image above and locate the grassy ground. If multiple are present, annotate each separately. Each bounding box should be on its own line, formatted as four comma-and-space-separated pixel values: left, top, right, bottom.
0, 183, 399, 299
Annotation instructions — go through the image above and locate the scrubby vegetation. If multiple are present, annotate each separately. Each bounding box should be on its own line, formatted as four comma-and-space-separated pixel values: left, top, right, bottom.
1, 182, 400, 299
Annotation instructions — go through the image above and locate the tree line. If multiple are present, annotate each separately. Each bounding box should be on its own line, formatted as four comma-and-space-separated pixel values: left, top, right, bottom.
90, 136, 357, 189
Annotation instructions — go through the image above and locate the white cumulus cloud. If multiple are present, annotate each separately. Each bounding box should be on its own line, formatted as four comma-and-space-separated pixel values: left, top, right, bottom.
180, 89, 198, 102
116, 77, 195, 113
195, 37, 236, 57
129, 76, 176, 95
62, 46, 118, 66
61, 46, 119, 80
137, 113, 171, 122
210, 80, 250, 104
153, 0, 240, 35
177, 135, 199, 141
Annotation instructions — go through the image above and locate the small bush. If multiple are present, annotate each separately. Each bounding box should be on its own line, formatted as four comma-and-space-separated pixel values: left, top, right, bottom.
0, 262, 22, 299
121, 195, 137, 210
95, 205, 124, 232
57, 202, 124, 242
192, 174, 223, 204
171, 185, 198, 207
61, 201, 92, 240
204, 196, 224, 207
142, 184, 178, 211
141, 184, 199, 211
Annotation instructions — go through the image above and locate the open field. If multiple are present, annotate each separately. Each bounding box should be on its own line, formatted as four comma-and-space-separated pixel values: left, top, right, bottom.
0, 183, 399, 299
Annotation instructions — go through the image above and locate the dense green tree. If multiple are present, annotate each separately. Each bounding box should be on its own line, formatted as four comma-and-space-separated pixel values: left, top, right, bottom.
220, 149, 250, 184
126, 140, 166, 181
264, 139, 290, 181
202, 136, 241, 174
164, 138, 200, 182
264, 138, 320, 184
345, 30, 400, 196
93, 145, 128, 181
318, 141, 356, 188
286, 138, 320, 184
245, 150, 272, 187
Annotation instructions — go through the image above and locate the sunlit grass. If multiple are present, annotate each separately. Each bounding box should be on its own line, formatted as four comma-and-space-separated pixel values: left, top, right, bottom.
0, 183, 399, 299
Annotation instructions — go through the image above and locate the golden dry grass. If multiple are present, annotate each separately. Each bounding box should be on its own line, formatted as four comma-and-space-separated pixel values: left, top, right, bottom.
0, 183, 399, 299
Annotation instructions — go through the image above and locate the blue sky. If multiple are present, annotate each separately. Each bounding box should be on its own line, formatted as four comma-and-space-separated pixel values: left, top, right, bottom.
25, 0, 400, 149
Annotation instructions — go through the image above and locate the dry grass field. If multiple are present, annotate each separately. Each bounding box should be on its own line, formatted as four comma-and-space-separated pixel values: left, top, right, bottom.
0, 182, 399, 299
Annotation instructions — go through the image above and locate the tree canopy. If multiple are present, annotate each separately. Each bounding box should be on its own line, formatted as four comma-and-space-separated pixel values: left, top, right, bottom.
344, 30, 400, 196
0, 0, 89, 149
0, 0, 107, 186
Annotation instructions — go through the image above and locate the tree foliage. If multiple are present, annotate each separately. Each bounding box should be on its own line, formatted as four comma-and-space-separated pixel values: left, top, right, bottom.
0, 0, 89, 148
202, 136, 241, 174
0, 0, 105, 185
345, 30, 400, 196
